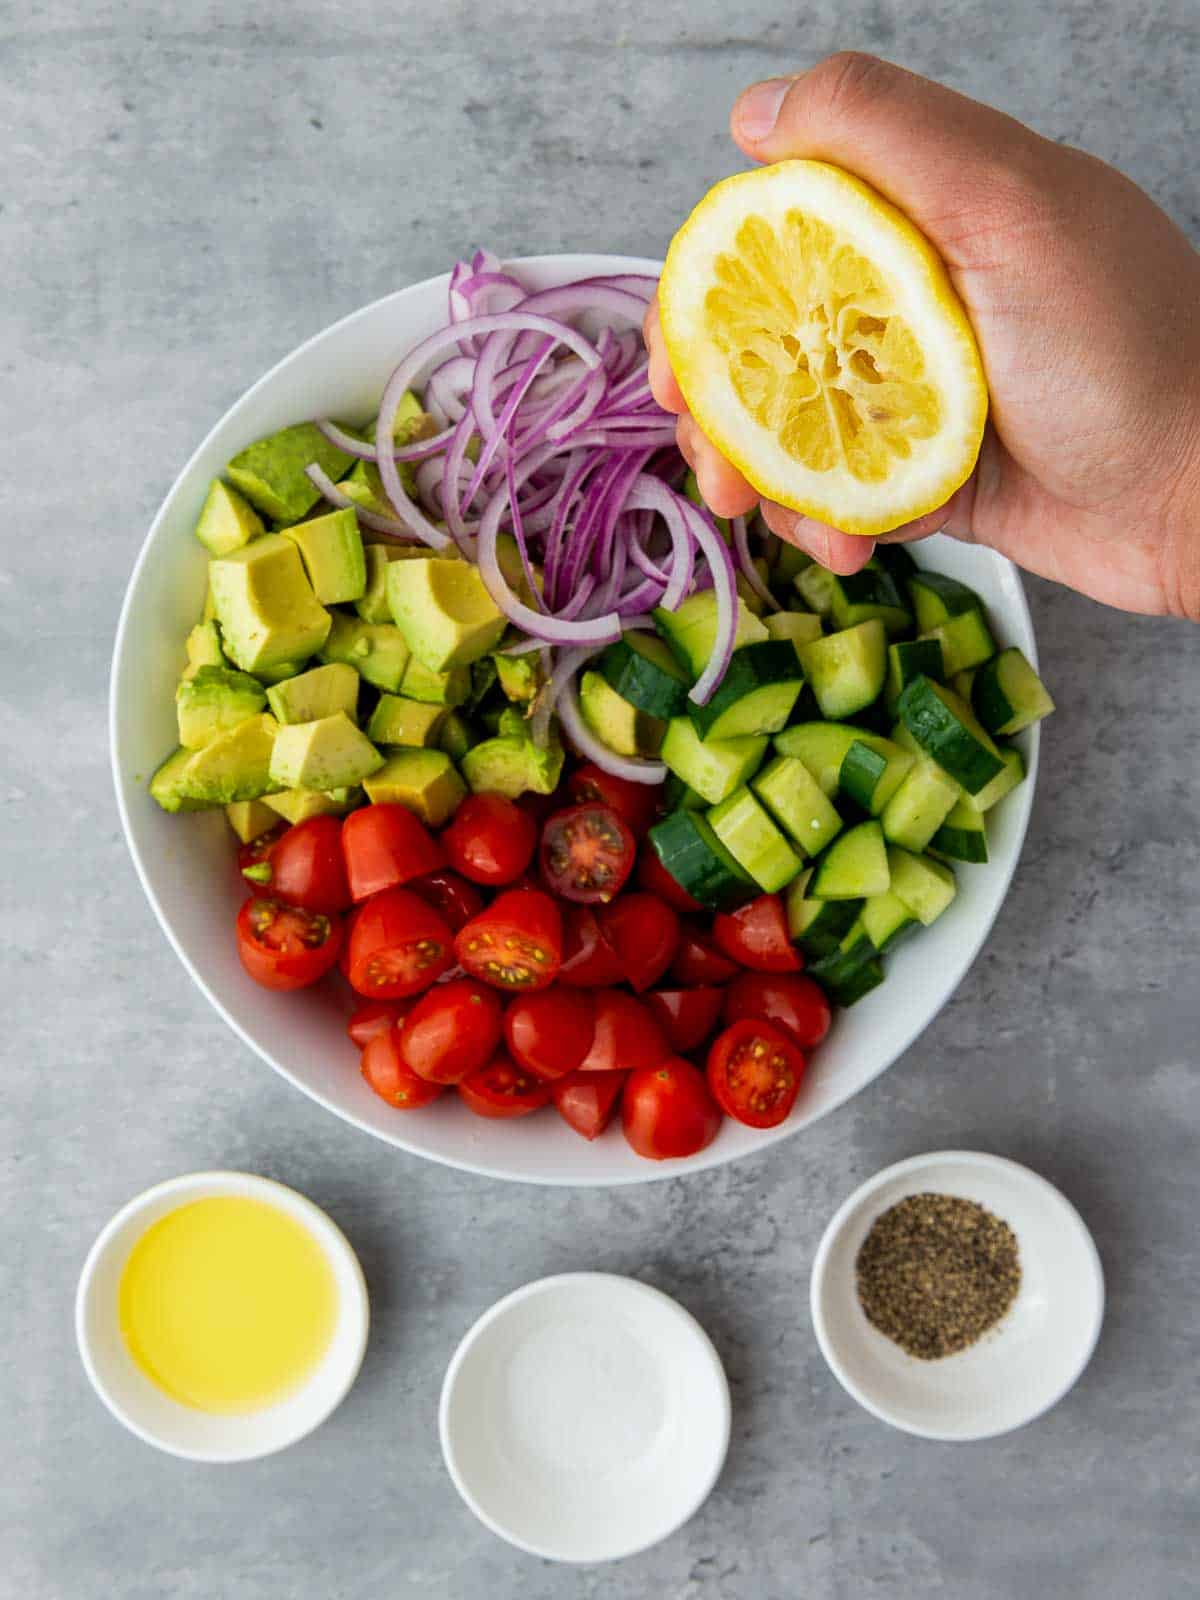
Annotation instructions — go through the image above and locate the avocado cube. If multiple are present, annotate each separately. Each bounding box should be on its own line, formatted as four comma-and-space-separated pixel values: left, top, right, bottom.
262, 786, 361, 824
357, 545, 406, 622
388, 558, 507, 672
179, 713, 281, 804
400, 656, 471, 707
209, 534, 332, 674
461, 722, 564, 799
366, 695, 447, 748
281, 508, 366, 605
175, 665, 268, 750
268, 712, 383, 792
363, 749, 467, 828
225, 798, 281, 843
339, 457, 416, 516
494, 651, 542, 704
437, 711, 475, 762
579, 671, 665, 757
225, 422, 354, 525
182, 621, 226, 679
149, 748, 219, 813
193, 479, 265, 557
266, 662, 360, 725
319, 613, 411, 694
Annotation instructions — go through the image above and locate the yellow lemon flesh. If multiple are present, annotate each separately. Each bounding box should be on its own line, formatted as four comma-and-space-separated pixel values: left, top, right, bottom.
659, 161, 988, 536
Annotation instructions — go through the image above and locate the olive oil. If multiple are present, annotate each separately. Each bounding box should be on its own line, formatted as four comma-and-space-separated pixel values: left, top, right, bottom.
118, 1196, 338, 1413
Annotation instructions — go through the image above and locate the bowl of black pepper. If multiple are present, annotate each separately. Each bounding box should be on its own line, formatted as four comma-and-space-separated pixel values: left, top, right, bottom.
810, 1152, 1104, 1440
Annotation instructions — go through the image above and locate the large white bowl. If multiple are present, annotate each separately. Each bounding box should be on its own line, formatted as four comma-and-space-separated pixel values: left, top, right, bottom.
111, 253, 1039, 1186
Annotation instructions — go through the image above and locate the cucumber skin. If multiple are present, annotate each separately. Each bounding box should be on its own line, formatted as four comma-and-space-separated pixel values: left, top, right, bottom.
971, 648, 1055, 736
648, 809, 756, 911
599, 637, 689, 719
897, 676, 1005, 794
686, 641, 804, 741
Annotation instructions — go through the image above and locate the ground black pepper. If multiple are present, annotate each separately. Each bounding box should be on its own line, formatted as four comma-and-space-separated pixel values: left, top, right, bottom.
855, 1192, 1021, 1359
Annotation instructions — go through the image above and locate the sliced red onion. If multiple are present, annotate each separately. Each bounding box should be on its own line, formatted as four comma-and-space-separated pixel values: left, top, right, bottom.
732, 514, 780, 612
675, 498, 739, 704
304, 463, 423, 542
558, 676, 667, 785
476, 485, 620, 647
625, 476, 695, 613
315, 415, 456, 465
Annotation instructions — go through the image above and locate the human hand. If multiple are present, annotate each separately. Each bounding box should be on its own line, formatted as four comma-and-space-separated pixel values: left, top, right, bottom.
646, 54, 1200, 621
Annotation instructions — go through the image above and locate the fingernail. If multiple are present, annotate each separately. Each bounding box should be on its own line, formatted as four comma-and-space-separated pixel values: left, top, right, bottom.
735, 77, 792, 142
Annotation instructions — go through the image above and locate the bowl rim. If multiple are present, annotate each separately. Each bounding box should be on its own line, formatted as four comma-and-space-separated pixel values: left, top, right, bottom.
110, 252, 1039, 1187
75, 1169, 370, 1461
809, 1149, 1106, 1441
437, 1270, 731, 1562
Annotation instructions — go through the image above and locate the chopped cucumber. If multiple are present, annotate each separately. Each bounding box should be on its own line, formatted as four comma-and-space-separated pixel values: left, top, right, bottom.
810, 820, 889, 900
648, 809, 756, 911
708, 787, 803, 893
920, 606, 996, 676
839, 737, 915, 815
765, 610, 824, 653
809, 921, 885, 1005
775, 722, 910, 811
798, 620, 887, 719
752, 754, 842, 857
686, 641, 805, 741
885, 637, 944, 710
654, 591, 768, 679
951, 668, 977, 701
660, 718, 768, 806
828, 560, 914, 637
879, 756, 960, 851
785, 870, 863, 958
663, 772, 707, 811
861, 889, 918, 952
873, 543, 918, 584
795, 563, 837, 616
599, 632, 690, 719
972, 648, 1055, 735
959, 744, 1025, 814
771, 542, 813, 587
930, 798, 989, 863
898, 676, 1004, 794
909, 571, 983, 631
886, 848, 957, 925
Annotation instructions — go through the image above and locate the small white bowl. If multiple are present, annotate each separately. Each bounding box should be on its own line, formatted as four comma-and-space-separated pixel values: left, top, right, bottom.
76, 1171, 369, 1462
439, 1273, 730, 1562
811, 1151, 1104, 1442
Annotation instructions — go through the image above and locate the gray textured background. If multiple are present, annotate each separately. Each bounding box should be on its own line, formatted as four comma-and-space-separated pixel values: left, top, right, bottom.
4, 1, 1199, 1596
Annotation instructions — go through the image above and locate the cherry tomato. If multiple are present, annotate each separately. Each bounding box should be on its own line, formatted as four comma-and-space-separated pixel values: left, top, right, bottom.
237, 824, 285, 883
552, 1069, 627, 1140
504, 989, 595, 1081
455, 887, 563, 991
712, 895, 801, 973
579, 990, 669, 1073
539, 803, 636, 903
644, 986, 725, 1055
347, 999, 411, 1048
458, 1052, 553, 1119
722, 972, 832, 1051
396, 978, 503, 1084
235, 898, 343, 991
622, 1058, 723, 1160
441, 792, 537, 886
669, 922, 739, 986
596, 893, 679, 993
706, 1019, 805, 1129
338, 904, 361, 979
567, 763, 661, 836
360, 1027, 444, 1109
250, 815, 352, 914
557, 905, 626, 987
636, 843, 703, 913
342, 803, 443, 902
346, 888, 454, 998
408, 869, 485, 932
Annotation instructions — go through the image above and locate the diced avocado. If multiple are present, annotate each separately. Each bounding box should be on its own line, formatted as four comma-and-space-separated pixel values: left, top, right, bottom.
149, 748, 219, 813
175, 665, 267, 750
226, 422, 354, 525
268, 711, 384, 791
265, 661, 359, 725
256, 658, 310, 685
193, 479, 264, 557
281, 508, 366, 604
374, 389, 433, 447
494, 650, 542, 704
176, 713, 281, 804
209, 534, 332, 673
339, 456, 415, 515
400, 655, 471, 707
357, 544, 408, 622
461, 716, 564, 798
262, 786, 361, 824
366, 695, 447, 747
225, 798, 280, 843
467, 656, 499, 711
579, 671, 664, 758
438, 711, 475, 762
388, 558, 507, 672
202, 581, 218, 623
182, 621, 226, 679
320, 613, 410, 693
363, 749, 467, 827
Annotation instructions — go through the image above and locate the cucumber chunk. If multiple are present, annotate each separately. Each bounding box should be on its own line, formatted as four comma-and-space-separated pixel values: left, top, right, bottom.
686, 641, 805, 741
879, 755, 960, 850
885, 637, 944, 711
829, 560, 914, 637
920, 606, 996, 676
775, 721, 861, 795
765, 610, 824, 653
873, 543, 918, 584
663, 772, 707, 812
909, 571, 983, 631
771, 542, 813, 587
809, 921, 885, 1005
930, 798, 989, 863
752, 754, 843, 856
654, 591, 768, 678
810, 820, 889, 900
794, 564, 837, 616
599, 632, 690, 719
708, 787, 802, 894
839, 737, 915, 815
648, 809, 756, 911
886, 847, 958, 925
897, 676, 1004, 794
971, 648, 1055, 735
861, 889, 918, 952
797, 620, 887, 720
660, 718, 768, 806
950, 668, 977, 701
786, 869, 863, 958
959, 744, 1025, 814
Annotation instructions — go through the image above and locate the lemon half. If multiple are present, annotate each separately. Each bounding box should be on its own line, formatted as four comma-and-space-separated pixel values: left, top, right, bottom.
659, 161, 987, 536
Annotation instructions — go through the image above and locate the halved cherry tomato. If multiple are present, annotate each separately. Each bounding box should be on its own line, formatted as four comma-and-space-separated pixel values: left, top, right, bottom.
552, 1069, 627, 1140
504, 988, 595, 1081
346, 888, 454, 998
644, 986, 725, 1054
455, 888, 562, 991
347, 999, 411, 1048
408, 869, 485, 932
235, 897, 343, 991
396, 978, 503, 1084
251, 815, 352, 914
622, 1058, 723, 1160
596, 893, 679, 993
669, 921, 739, 986
338, 904, 361, 979
342, 803, 443, 902
567, 763, 661, 836
237, 824, 285, 883
360, 1027, 444, 1109
557, 905, 626, 987
706, 1019, 805, 1128
722, 972, 832, 1051
458, 1052, 552, 1119
712, 895, 801, 973
636, 844, 703, 913
578, 990, 669, 1073
539, 803, 635, 903
441, 792, 537, 887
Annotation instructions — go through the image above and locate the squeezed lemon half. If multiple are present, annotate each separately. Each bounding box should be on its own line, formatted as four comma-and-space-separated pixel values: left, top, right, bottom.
659, 161, 988, 535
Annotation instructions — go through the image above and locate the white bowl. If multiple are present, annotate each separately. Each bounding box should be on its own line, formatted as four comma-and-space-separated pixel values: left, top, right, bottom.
110, 252, 1040, 1185
810, 1151, 1104, 1440
439, 1273, 730, 1562
75, 1171, 369, 1461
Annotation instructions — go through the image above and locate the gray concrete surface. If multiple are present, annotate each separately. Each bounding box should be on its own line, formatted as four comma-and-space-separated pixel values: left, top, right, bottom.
3, 1, 1199, 1595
